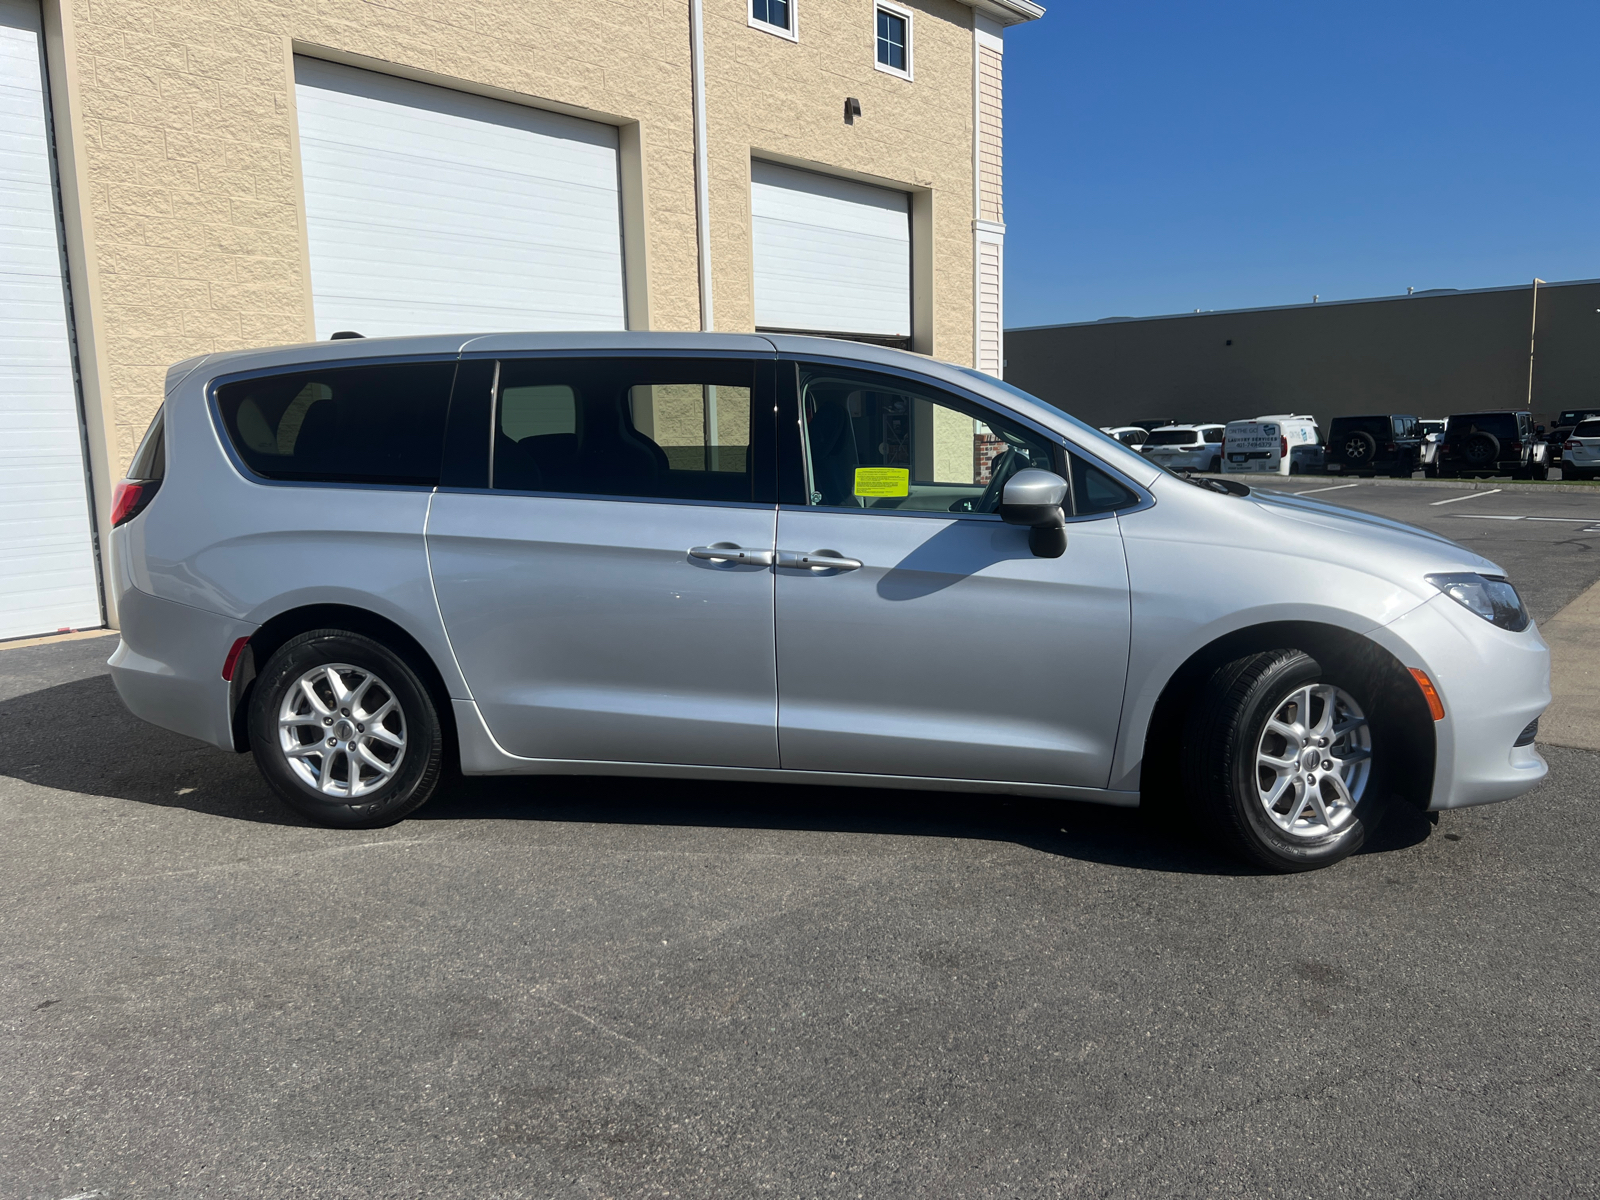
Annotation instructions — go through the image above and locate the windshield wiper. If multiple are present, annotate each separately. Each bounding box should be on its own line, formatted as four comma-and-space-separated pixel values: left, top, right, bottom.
1178, 471, 1250, 496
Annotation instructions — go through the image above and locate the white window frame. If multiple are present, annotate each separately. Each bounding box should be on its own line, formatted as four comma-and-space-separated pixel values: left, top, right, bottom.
749, 0, 798, 42
874, 0, 914, 80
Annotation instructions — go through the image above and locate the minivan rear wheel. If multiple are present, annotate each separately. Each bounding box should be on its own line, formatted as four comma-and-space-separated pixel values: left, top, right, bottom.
249, 629, 444, 828
1183, 650, 1387, 871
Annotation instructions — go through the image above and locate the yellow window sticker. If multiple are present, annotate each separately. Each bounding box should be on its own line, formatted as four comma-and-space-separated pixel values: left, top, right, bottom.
854, 467, 909, 497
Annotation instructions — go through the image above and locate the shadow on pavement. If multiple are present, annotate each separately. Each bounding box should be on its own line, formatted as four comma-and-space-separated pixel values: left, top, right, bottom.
0, 672, 1433, 873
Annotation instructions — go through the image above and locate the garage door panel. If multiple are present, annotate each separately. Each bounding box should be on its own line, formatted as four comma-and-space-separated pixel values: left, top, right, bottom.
295, 57, 626, 339
751, 160, 911, 339
0, 0, 102, 641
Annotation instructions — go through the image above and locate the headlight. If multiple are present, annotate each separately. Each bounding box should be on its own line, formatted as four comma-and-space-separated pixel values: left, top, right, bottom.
1426, 572, 1530, 632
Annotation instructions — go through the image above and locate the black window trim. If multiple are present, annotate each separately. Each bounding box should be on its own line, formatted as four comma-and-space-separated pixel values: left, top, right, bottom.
206, 353, 461, 493
774, 353, 1154, 523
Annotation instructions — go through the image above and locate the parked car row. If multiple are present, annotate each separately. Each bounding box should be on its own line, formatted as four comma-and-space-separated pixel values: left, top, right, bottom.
1101, 406, 1598, 480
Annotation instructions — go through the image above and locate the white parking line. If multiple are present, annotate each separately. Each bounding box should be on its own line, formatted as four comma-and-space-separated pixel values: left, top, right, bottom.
1452, 514, 1522, 520
1293, 483, 1360, 496
1450, 514, 1600, 523
1430, 489, 1502, 506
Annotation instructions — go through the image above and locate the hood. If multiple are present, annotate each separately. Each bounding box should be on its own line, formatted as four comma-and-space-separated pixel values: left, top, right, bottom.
1246, 486, 1503, 577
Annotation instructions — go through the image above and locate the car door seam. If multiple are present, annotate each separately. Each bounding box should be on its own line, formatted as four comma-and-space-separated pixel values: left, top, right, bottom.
422, 489, 475, 702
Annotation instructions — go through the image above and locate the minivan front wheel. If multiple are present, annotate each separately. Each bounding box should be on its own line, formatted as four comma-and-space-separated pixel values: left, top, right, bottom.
1183, 650, 1385, 871
249, 629, 444, 828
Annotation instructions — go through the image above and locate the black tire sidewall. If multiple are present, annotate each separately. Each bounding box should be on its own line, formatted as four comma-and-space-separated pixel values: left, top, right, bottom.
249, 630, 442, 828
1192, 651, 1386, 872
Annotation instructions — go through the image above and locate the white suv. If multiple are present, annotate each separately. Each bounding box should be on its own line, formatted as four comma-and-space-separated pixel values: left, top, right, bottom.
1563, 419, 1600, 480
1139, 424, 1225, 473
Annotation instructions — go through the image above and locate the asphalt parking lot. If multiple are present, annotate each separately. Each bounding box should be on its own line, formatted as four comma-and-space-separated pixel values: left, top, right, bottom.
4, 487, 1598, 1199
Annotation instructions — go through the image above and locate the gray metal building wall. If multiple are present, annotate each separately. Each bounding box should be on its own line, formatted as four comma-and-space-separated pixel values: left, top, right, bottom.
1005, 278, 1600, 432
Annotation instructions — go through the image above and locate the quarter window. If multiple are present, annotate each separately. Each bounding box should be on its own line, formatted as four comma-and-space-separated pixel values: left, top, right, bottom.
492, 358, 758, 503
875, 5, 910, 75
750, 0, 794, 36
216, 362, 455, 485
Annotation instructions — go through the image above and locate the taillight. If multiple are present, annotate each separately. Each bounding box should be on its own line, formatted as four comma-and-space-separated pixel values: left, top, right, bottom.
1280, 435, 1288, 458
1566, 440, 1580, 450
1385, 442, 1397, 452
1219, 437, 1226, 453
110, 479, 156, 526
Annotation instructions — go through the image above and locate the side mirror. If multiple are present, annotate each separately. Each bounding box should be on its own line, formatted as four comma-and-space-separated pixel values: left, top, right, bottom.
1536, 424, 1546, 436
998, 468, 1069, 558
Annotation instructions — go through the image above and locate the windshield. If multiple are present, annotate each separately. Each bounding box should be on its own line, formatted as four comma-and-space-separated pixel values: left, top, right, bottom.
1559, 410, 1600, 427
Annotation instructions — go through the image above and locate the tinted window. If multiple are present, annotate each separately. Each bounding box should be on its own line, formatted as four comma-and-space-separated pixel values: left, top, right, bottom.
1071, 455, 1139, 514
217, 362, 455, 485
796, 364, 1056, 515
492, 358, 756, 503
128, 407, 165, 480
1444, 413, 1517, 442
1144, 429, 1198, 446
1574, 421, 1600, 437
1329, 416, 1390, 439
1201, 427, 1224, 444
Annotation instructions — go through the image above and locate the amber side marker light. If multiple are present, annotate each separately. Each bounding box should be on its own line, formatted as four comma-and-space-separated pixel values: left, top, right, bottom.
1409, 668, 1446, 721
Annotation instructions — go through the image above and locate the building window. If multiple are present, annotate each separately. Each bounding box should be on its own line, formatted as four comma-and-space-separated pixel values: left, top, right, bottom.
875, 4, 912, 78
750, 0, 796, 40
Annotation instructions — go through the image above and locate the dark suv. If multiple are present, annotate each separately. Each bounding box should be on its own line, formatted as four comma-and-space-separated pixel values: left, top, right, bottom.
1323, 414, 1423, 477
1435, 410, 1549, 479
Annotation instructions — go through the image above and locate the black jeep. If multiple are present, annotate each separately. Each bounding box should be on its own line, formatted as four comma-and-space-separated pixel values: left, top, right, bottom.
1322, 414, 1423, 477
1435, 410, 1550, 479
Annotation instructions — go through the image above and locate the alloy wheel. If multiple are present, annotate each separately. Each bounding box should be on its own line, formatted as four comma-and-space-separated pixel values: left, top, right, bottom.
277, 663, 407, 798
1253, 683, 1372, 839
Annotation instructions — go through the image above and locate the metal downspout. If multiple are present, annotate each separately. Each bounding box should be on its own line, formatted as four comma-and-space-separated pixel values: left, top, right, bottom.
689, 0, 714, 330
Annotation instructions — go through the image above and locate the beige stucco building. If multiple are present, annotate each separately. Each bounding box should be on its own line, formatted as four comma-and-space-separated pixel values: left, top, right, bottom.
0, 0, 1039, 638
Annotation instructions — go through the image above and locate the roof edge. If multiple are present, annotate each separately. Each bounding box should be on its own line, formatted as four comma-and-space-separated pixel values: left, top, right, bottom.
1008, 275, 1600, 334
963, 0, 1045, 25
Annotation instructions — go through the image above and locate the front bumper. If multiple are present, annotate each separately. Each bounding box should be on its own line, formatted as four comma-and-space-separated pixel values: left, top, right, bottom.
1370, 594, 1550, 810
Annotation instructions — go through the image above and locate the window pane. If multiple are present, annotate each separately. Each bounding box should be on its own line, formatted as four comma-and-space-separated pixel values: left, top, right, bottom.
877, 10, 906, 69
217, 362, 455, 485
493, 358, 755, 502
754, 0, 789, 29
799, 365, 1053, 514
1071, 456, 1139, 514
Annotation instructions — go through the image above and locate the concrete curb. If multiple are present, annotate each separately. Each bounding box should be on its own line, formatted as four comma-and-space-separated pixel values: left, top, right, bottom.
1193, 473, 1600, 496
1539, 579, 1600, 753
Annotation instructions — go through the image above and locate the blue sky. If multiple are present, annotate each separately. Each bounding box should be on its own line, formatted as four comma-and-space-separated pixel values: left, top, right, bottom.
1003, 0, 1600, 328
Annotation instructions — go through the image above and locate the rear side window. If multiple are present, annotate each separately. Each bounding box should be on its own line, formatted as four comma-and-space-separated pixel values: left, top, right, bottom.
1574, 420, 1600, 437
128, 407, 166, 480
216, 362, 456, 485
492, 357, 759, 503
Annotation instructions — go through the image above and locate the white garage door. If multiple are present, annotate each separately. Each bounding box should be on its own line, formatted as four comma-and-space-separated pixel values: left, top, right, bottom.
751, 160, 910, 341
0, 0, 101, 641
294, 58, 627, 339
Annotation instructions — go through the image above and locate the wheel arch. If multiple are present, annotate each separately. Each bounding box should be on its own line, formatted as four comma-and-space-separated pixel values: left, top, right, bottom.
1136, 620, 1436, 813
228, 603, 459, 757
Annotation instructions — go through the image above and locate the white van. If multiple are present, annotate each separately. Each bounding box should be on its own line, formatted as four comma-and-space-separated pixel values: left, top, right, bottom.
1222, 415, 1323, 476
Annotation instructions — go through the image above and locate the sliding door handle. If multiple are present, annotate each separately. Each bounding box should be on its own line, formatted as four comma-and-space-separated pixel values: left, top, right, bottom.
776, 549, 863, 572
689, 543, 775, 565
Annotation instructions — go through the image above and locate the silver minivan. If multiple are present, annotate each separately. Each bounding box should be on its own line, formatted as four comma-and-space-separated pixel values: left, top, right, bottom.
109, 333, 1550, 871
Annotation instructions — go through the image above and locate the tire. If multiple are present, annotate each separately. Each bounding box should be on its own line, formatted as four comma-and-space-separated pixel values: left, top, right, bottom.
1182, 649, 1388, 872
1289, 462, 1301, 476
1462, 431, 1499, 467
1340, 430, 1377, 469
249, 629, 445, 828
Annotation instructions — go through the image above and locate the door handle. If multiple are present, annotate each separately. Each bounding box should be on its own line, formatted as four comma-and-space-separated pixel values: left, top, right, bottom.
776, 549, 863, 572
689, 543, 775, 565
